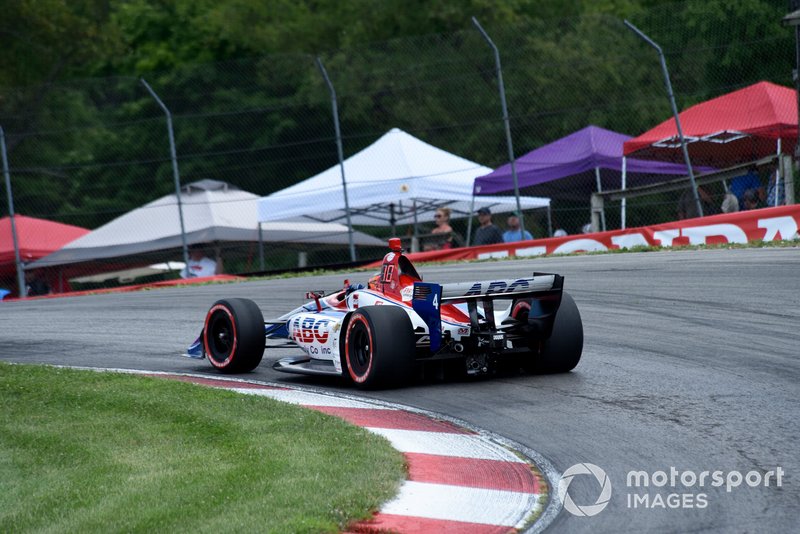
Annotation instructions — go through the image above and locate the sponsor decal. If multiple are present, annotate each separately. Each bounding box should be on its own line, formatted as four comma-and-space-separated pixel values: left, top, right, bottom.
290, 316, 332, 344
388, 206, 800, 265
401, 286, 414, 302
464, 278, 533, 296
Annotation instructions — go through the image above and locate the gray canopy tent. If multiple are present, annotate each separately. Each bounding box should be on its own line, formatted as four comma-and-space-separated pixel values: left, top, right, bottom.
33, 180, 384, 274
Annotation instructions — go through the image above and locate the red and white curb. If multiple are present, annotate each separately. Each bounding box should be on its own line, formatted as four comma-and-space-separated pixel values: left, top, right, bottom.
106, 370, 561, 533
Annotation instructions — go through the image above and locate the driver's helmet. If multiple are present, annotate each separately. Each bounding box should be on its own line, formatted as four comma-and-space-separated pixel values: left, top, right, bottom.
367, 272, 381, 290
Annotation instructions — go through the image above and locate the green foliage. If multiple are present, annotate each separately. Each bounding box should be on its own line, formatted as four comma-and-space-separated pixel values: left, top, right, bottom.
0, 0, 793, 263
0, 0, 119, 87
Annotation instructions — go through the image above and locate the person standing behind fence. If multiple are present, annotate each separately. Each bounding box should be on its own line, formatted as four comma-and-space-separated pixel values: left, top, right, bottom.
730, 166, 764, 207
677, 185, 716, 220
25, 269, 51, 296
424, 207, 456, 250
720, 190, 739, 214
766, 170, 785, 207
502, 213, 532, 243
473, 207, 503, 246
181, 243, 223, 278
742, 189, 761, 211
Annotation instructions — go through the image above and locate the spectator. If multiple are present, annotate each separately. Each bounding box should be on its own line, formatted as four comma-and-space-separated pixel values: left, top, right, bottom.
25, 269, 51, 296
181, 243, 223, 278
473, 207, 503, 246
720, 192, 739, 214
742, 188, 761, 211
424, 207, 456, 251
730, 166, 764, 207
553, 228, 568, 237
502, 214, 532, 243
766, 171, 785, 207
677, 185, 716, 220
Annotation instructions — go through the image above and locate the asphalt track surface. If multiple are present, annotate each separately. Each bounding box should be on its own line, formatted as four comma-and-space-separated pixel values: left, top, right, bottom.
1, 247, 797, 533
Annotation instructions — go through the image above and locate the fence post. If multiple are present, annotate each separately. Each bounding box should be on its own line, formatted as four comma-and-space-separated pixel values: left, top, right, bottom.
624, 20, 702, 218
1, 126, 26, 297
140, 78, 192, 274
590, 193, 604, 234
472, 17, 525, 233
316, 57, 357, 262
782, 154, 795, 204
257, 222, 266, 271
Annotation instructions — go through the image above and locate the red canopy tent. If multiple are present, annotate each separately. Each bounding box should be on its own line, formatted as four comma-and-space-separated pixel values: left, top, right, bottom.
623, 81, 798, 166
1, 215, 89, 278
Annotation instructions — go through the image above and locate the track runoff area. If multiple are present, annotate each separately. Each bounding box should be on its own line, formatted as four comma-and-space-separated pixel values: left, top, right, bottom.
123, 370, 560, 533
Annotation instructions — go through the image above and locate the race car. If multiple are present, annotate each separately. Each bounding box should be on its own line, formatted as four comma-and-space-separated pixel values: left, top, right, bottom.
186, 238, 583, 388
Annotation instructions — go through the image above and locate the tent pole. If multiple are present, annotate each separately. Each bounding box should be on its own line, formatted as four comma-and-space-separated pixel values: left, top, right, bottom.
258, 222, 265, 271
316, 58, 356, 263
0, 126, 26, 297
594, 167, 607, 231
140, 79, 192, 275
412, 200, 418, 237
390, 203, 396, 237
775, 138, 782, 207
546, 204, 553, 237
466, 195, 476, 246
473, 17, 524, 232
621, 157, 627, 230
624, 21, 702, 218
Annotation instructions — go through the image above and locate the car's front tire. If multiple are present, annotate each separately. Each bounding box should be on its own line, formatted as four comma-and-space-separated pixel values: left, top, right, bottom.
203, 298, 265, 373
343, 306, 415, 388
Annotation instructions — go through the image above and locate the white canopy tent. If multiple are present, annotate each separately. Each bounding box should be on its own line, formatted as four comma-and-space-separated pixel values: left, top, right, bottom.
257, 128, 551, 236
33, 179, 384, 269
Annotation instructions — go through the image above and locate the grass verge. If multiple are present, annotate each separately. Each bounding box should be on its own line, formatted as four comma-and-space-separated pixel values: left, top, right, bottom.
0, 363, 405, 533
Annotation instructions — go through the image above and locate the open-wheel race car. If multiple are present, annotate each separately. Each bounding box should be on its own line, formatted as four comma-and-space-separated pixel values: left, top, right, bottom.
186, 238, 583, 388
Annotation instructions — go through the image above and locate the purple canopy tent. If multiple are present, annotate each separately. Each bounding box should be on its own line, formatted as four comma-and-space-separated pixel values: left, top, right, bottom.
473, 125, 702, 230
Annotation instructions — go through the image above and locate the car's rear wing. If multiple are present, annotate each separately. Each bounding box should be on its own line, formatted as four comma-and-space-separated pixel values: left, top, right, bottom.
439, 273, 562, 303
412, 273, 563, 351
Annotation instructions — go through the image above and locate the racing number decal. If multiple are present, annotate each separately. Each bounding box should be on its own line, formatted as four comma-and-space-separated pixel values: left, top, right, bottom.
432, 294, 438, 309
381, 264, 395, 283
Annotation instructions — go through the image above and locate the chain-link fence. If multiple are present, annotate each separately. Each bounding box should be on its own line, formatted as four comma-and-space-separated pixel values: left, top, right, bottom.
1, 1, 796, 296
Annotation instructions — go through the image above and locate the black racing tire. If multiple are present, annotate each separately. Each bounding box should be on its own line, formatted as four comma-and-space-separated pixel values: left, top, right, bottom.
342, 306, 415, 389
531, 292, 583, 373
203, 298, 265, 373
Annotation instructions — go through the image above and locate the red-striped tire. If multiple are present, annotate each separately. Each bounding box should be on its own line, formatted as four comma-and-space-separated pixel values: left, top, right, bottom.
512, 293, 583, 373
343, 306, 415, 389
203, 298, 265, 373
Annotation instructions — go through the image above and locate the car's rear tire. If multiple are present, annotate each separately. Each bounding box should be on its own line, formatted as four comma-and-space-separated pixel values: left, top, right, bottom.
513, 293, 583, 374
203, 298, 265, 373
343, 306, 415, 388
